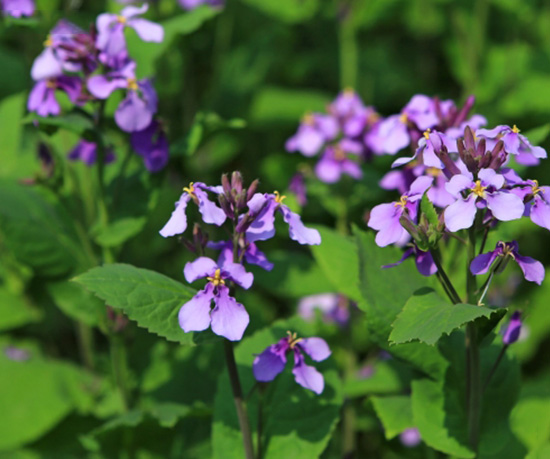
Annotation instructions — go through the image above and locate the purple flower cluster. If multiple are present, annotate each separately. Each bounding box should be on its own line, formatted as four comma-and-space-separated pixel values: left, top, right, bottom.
366, 97, 548, 283
27, 5, 169, 172
1, 0, 34, 17
253, 332, 331, 394
178, 0, 225, 10
160, 173, 321, 341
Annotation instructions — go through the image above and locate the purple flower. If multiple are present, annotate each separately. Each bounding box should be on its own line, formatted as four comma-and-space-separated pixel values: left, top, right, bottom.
400, 428, 421, 447
88, 61, 158, 132
179, 257, 252, 341
382, 243, 437, 277
4, 346, 31, 361
444, 169, 524, 232
130, 120, 169, 172
27, 76, 82, 117
245, 192, 321, 245
502, 311, 522, 345
96, 4, 164, 58
178, 0, 225, 9
160, 182, 226, 237
207, 240, 274, 271
2, 0, 34, 17
68, 140, 115, 165
470, 241, 544, 285
297, 293, 350, 326
285, 113, 338, 157
367, 113, 410, 155
288, 172, 307, 207
329, 88, 364, 119
314, 141, 363, 183
392, 129, 456, 169
476, 125, 547, 165
252, 332, 331, 394
367, 175, 432, 247
522, 180, 550, 230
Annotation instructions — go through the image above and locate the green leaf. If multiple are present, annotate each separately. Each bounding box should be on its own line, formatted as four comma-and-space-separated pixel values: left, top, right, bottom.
0, 288, 41, 331
522, 124, 550, 146
371, 395, 414, 439
421, 191, 439, 228
0, 180, 86, 277
310, 226, 361, 302
23, 111, 94, 136
238, 0, 318, 23
343, 360, 412, 398
45, 281, 106, 327
212, 318, 343, 459
127, 7, 220, 78
92, 217, 147, 248
390, 288, 501, 346
250, 86, 332, 123
74, 264, 200, 345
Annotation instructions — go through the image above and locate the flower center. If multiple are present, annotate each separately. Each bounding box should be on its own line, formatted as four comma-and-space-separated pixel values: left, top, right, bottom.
207, 269, 225, 287
274, 190, 286, 204
333, 146, 346, 161
343, 87, 355, 97
399, 112, 408, 124
127, 77, 138, 91
43, 35, 53, 47
394, 195, 408, 208
117, 15, 127, 24
183, 182, 196, 196
367, 112, 380, 123
426, 167, 441, 177
498, 242, 516, 260
471, 180, 487, 198
423, 128, 431, 140
512, 125, 520, 134
532, 179, 541, 196
286, 331, 303, 349
302, 112, 315, 126
46, 79, 57, 89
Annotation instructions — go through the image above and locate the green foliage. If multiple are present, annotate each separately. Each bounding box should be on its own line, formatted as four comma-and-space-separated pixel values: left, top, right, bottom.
371, 395, 414, 440
310, 226, 361, 302
237, 0, 319, 23
390, 288, 501, 346
212, 318, 343, 458
92, 217, 147, 248
74, 264, 199, 345
0, 288, 41, 331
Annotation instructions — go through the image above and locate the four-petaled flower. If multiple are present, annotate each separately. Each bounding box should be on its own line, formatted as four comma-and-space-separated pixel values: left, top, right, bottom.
178, 257, 253, 341
252, 332, 331, 394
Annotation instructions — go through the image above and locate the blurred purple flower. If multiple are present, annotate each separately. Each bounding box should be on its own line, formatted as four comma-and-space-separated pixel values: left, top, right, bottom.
179, 257, 253, 341
288, 172, 307, 207
253, 332, 331, 394
2, 0, 34, 17
130, 120, 169, 171
297, 293, 350, 326
160, 182, 226, 237
286, 113, 338, 157
68, 140, 115, 165
207, 240, 274, 271
4, 346, 31, 361
315, 141, 363, 183
470, 241, 544, 285
27, 76, 82, 117
502, 311, 522, 345
400, 428, 421, 447
178, 0, 224, 9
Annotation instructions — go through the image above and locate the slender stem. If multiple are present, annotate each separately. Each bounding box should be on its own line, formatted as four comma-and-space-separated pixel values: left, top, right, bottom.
482, 345, 507, 392
478, 225, 490, 255
338, 1, 358, 90
77, 322, 95, 371
256, 385, 264, 459
477, 270, 494, 306
430, 249, 462, 304
110, 333, 129, 411
436, 272, 455, 304
223, 340, 255, 459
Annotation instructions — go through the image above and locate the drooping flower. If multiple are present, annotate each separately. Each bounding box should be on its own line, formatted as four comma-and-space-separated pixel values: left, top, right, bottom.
252, 332, 331, 394
178, 257, 253, 341
476, 125, 547, 165
382, 243, 437, 277
130, 120, 169, 172
367, 175, 432, 247
502, 311, 522, 345
470, 241, 544, 285
297, 293, 350, 326
444, 169, 524, 232
160, 182, 226, 237
27, 76, 82, 117
1, 0, 34, 17
68, 140, 115, 165
521, 179, 550, 231
96, 4, 164, 59
245, 192, 321, 245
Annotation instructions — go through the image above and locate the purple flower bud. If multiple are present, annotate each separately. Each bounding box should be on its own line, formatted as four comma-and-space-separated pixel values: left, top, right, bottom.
502, 311, 522, 345
68, 140, 115, 166
400, 428, 421, 447
130, 120, 169, 172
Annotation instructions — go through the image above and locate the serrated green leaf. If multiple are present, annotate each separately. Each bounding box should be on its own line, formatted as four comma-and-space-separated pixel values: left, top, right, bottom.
212, 318, 343, 459
310, 226, 361, 302
74, 264, 200, 345
371, 396, 414, 439
46, 280, 105, 327
390, 288, 500, 346
421, 191, 439, 228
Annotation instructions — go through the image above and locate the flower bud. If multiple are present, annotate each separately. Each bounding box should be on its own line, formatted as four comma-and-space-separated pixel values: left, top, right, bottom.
503, 311, 522, 345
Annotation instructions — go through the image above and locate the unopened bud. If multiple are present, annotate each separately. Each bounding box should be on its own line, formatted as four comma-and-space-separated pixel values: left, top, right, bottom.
246, 179, 260, 202
221, 173, 231, 194
231, 171, 243, 193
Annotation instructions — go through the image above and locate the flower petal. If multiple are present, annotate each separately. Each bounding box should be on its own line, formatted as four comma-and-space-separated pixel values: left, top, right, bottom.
470, 250, 499, 275
128, 18, 164, 43
252, 346, 287, 382
485, 192, 524, 221
193, 187, 227, 226
184, 257, 218, 283
280, 206, 321, 245
178, 284, 214, 333
514, 254, 545, 285
222, 262, 254, 289
299, 337, 331, 362
444, 194, 477, 232
211, 287, 250, 341
159, 193, 191, 237
292, 353, 324, 394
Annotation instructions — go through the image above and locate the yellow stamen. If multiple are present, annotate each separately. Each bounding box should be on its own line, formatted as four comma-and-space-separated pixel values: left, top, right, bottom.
183, 182, 195, 195
343, 87, 355, 96
532, 179, 541, 196
207, 269, 225, 287
399, 112, 408, 124
499, 242, 516, 260
117, 15, 127, 24
43, 35, 53, 47
471, 180, 487, 198
423, 128, 431, 140
512, 125, 520, 134
274, 190, 286, 204
426, 167, 441, 177
286, 331, 303, 349
367, 112, 380, 123
394, 195, 408, 208
127, 77, 138, 91
46, 79, 57, 89
333, 146, 346, 161
302, 112, 315, 126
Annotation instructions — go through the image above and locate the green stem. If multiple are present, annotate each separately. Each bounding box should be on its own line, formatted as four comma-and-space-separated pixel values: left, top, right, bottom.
338, 2, 358, 90
256, 385, 264, 459
482, 345, 507, 392
77, 322, 95, 371
110, 333, 129, 411
223, 340, 255, 459
430, 249, 462, 304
